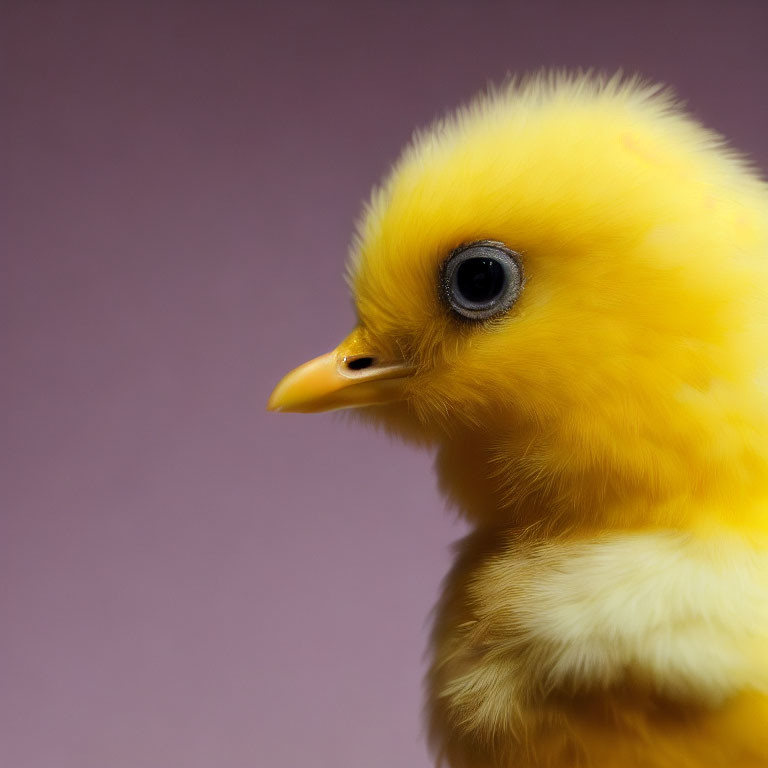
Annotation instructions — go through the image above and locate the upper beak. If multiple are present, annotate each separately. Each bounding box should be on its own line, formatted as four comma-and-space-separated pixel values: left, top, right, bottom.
267, 327, 414, 413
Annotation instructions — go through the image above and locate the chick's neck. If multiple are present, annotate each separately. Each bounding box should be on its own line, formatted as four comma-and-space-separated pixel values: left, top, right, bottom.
434, 416, 768, 540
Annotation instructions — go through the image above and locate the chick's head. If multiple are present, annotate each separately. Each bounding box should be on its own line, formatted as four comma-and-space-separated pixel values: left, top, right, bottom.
269, 75, 768, 522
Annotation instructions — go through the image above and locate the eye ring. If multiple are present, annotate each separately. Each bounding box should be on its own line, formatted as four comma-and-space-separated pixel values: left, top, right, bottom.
440, 240, 524, 321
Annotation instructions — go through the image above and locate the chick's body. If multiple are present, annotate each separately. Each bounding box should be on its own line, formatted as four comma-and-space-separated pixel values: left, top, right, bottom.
269, 76, 768, 767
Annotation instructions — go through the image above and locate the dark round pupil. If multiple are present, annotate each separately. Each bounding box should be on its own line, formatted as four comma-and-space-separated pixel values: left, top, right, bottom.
455, 258, 505, 303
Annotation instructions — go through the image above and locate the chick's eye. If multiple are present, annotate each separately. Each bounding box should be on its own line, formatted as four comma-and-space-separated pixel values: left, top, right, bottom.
455, 258, 505, 303
441, 241, 523, 321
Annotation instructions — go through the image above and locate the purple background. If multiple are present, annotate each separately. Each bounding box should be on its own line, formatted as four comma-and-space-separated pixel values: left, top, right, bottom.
2, 2, 767, 767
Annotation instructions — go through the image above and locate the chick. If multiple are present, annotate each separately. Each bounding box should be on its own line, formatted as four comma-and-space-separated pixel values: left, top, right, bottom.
267, 74, 768, 767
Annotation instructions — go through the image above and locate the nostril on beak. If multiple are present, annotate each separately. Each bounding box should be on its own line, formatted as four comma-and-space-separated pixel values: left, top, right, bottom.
346, 356, 375, 371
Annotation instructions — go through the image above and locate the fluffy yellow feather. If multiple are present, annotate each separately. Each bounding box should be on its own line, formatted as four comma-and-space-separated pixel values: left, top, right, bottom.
268, 74, 768, 767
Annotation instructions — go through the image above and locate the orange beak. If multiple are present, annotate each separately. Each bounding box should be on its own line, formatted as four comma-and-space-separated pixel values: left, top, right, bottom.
267, 327, 414, 414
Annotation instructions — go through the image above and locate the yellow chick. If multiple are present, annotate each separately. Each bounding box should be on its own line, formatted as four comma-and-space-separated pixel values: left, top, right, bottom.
267, 74, 768, 767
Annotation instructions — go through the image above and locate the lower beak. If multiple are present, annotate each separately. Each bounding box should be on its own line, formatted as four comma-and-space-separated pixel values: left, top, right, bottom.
267, 328, 414, 414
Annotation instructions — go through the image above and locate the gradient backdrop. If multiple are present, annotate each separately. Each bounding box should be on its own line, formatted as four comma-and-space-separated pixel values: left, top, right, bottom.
3, 2, 768, 767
